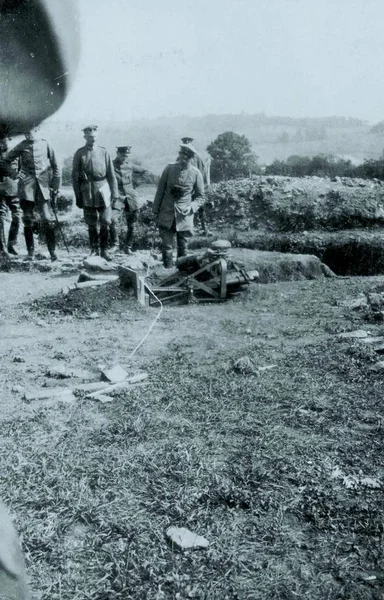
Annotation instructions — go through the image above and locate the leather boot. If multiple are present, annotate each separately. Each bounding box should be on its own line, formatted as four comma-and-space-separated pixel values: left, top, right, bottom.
7, 219, 20, 255
24, 226, 35, 259
123, 229, 133, 254
0, 221, 10, 258
109, 222, 119, 253
162, 249, 174, 268
44, 223, 58, 261
100, 224, 112, 261
88, 226, 99, 256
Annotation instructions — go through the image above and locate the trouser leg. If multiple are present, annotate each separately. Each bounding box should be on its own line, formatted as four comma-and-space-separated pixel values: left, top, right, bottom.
43, 222, 58, 261
109, 207, 120, 251
35, 189, 58, 259
109, 221, 118, 250
124, 208, 138, 253
159, 225, 175, 268
20, 200, 35, 258
199, 206, 207, 234
83, 207, 99, 255
176, 232, 188, 258
6, 197, 21, 254
99, 205, 112, 261
0, 198, 9, 256
0, 220, 9, 256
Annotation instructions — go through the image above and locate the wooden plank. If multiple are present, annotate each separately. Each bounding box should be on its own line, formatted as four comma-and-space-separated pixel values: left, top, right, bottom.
24, 387, 73, 401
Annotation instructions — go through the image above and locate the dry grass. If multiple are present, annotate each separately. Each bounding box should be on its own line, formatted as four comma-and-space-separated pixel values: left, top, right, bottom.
1, 276, 384, 599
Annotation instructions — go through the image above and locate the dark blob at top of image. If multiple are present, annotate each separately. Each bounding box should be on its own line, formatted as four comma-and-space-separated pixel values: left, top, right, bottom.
0, 0, 80, 136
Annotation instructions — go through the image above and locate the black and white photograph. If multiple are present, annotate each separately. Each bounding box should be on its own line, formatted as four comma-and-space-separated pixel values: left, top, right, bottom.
0, 1, 384, 598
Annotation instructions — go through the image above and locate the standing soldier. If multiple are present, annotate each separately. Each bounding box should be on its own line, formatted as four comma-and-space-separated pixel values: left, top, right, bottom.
72, 125, 118, 260
110, 145, 147, 254
153, 144, 205, 268
0, 137, 21, 257
180, 136, 211, 235
5, 125, 60, 261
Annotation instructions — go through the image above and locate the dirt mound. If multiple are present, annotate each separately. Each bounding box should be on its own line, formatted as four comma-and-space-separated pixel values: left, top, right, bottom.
228, 248, 333, 283
30, 280, 139, 318
205, 175, 384, 232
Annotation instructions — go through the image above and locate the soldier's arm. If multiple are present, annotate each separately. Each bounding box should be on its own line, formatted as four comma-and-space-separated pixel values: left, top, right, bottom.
1, 144, 22, 179
4, 143, 22, 166
47, 142, 61, 191
153, 165, 170, 218
191, 170, 205, 212
106, 151, 119, 199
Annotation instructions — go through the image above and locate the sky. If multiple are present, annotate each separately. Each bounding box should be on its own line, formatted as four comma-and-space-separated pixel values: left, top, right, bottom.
54, 0, 384, 124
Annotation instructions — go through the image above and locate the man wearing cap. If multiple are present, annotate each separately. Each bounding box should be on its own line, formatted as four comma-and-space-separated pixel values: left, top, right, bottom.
180, 136, 210, 235
0, 137, 21, 257
153, 144, 205, 268
110, 145, 147, 254
4, 125, 60, 260
72, 125, 118, 260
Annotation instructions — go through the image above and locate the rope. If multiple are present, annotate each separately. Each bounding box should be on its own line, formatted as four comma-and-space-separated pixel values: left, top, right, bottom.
127, 247, 163, 360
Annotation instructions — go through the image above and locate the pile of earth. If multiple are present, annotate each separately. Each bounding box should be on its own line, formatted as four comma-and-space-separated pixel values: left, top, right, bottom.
29, 280, 138, 318
204, 175, 384, 232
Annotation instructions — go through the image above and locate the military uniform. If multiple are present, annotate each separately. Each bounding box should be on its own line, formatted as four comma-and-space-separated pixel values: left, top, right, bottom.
180, 137, 209, 234
153, 153, 205, 267
72, 141, 118, 256
5, 136, 60, 259
110, 147, 146, 253
0, 142, 21, 255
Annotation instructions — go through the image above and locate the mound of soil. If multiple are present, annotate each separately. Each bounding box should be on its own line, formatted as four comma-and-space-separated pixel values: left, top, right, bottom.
30, 280, 139, 317
228, 248, 334, 283
205, 175, 384, 232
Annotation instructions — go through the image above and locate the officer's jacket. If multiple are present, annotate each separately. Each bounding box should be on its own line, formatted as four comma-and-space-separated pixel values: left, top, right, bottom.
5, 139, 60, 201
176, 151, 207, 184
112, 157, 145, 211
0, 151, 19, 197
153, 162, 205, 232
72, 145, 118, 208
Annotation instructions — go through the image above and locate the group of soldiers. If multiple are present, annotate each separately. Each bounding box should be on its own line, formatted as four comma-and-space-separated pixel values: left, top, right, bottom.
0, 126, 211, 267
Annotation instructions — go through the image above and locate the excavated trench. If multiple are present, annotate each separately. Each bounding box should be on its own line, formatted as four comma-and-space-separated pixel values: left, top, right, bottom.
188, 231, 384, 278
238, 234, 384, 277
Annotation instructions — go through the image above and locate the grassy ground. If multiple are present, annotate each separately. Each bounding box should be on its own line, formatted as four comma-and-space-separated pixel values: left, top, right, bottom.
1, 274, 384, 599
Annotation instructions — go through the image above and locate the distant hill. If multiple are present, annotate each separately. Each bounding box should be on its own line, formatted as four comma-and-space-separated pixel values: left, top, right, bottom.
33, 113, 384, 175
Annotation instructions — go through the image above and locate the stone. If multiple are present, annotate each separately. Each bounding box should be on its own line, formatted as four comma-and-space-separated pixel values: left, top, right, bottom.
338, 330, 369, 339
233, 356, 255, 374
341, 296, 368, 310
101, 364, 128, 383
360, 337, 384, 345
83, 256, 118, 272
166, 527, 209, 550
369, 361, 384, 371
12, 356, 25, 363
92, 394, 114, 404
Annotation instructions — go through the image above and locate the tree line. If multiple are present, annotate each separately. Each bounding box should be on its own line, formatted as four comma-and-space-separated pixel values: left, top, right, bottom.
61, 131, 384, 186
207, 132, 384, 182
